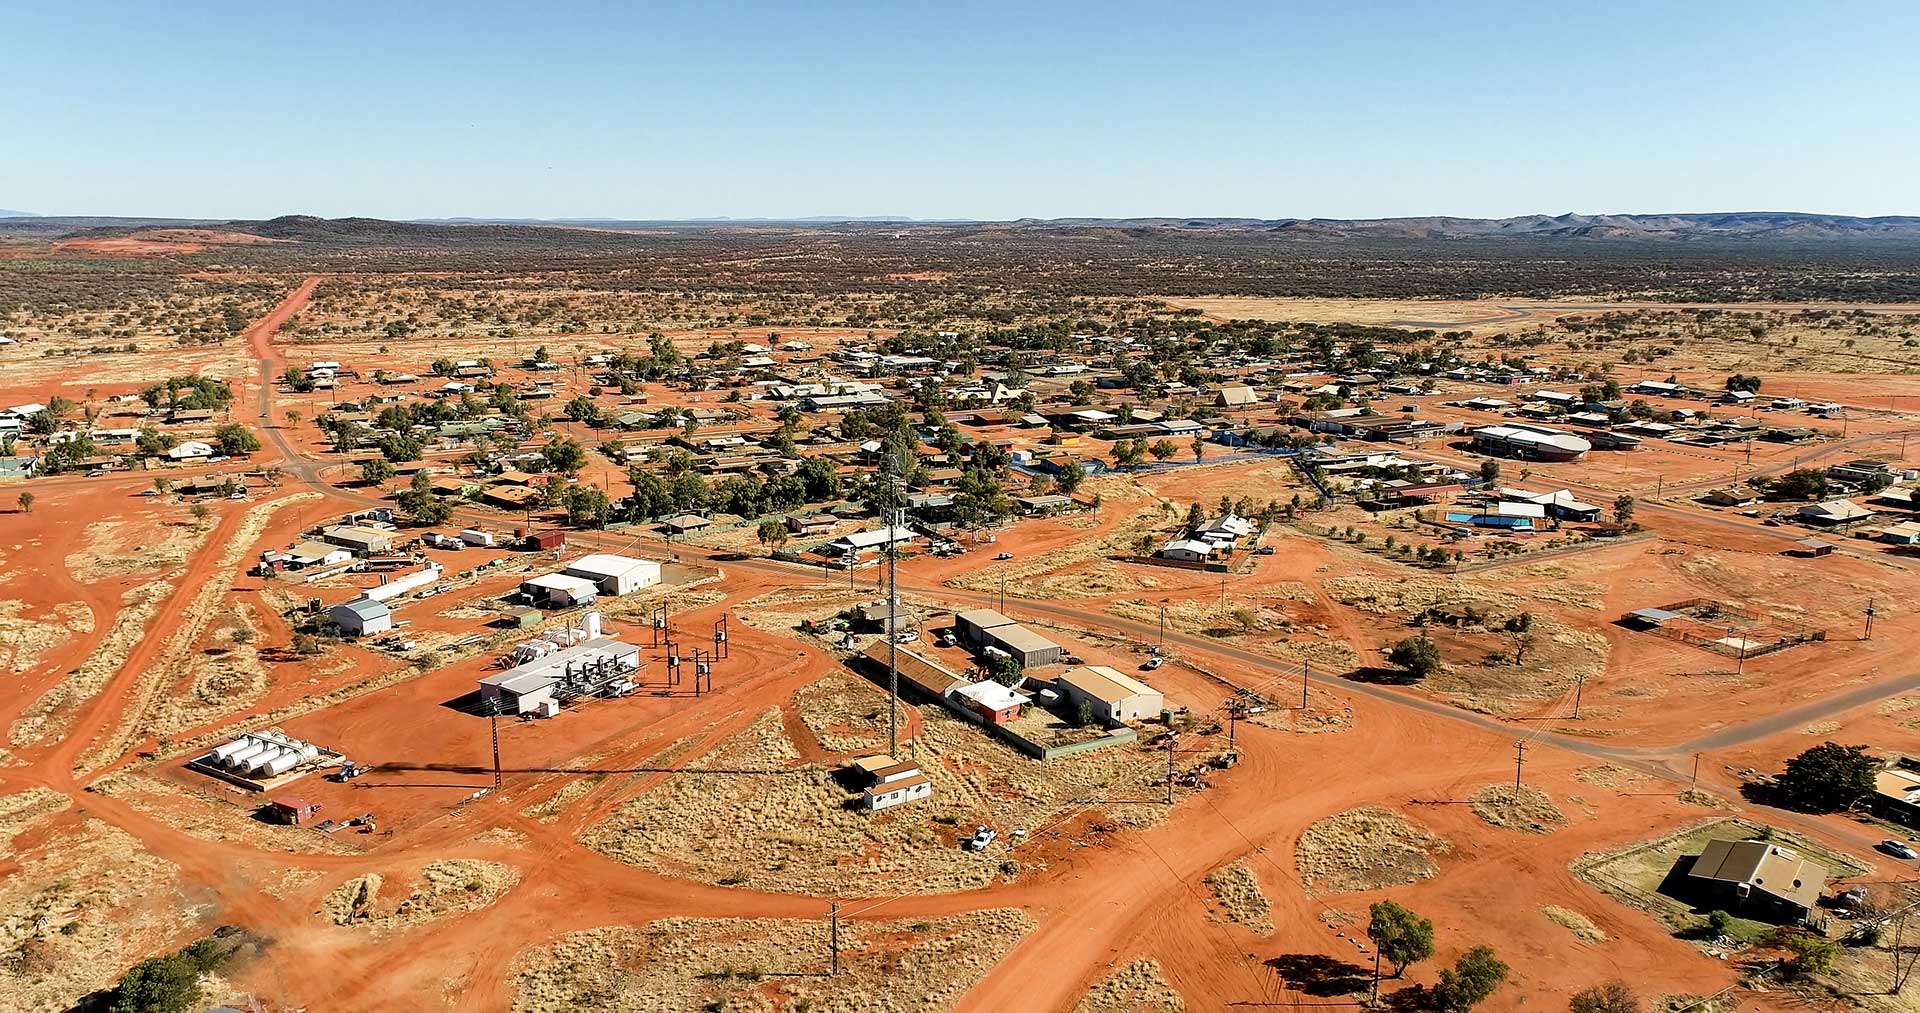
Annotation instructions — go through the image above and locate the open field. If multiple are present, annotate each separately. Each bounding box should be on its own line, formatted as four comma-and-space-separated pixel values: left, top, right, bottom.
509, 910, 1034, 1013
1, 220, 1919, 1012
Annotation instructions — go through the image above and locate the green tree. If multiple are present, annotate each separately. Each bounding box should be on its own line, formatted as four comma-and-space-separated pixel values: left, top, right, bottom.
1771, 468, 1830, 501
1433, 945, 1508, 1011
756, 518, 789, 556
1189, 435, 1206, 463
562, 484, 612, 528
377, 432, 422, 463
1367, 900, 1435, 979
542, 436, 588, 475
360, 458, 395, 485
626, 469, 673, 519
109, 953, 202, 1013
1478, 459, 1501, 485
189, 503, 212, 526
135, 426, 177, 457
398, 471, 454, 525
1387, 635, 1442, 679
212, 423, 261, 455
984, 652, 1024, 687
1055, 461, 1087, 495
1612, 494, 1636, 525
1782, 932, 1839, 978
16, 491, 34, 514
1149, 439, 1178, 462
1776, 741, 1883, 812
1569, 980, 1639, 1013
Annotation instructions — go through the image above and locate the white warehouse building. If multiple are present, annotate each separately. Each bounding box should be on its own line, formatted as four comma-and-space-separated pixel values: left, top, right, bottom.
562, 553, 663, 596
329, 597, 392, 637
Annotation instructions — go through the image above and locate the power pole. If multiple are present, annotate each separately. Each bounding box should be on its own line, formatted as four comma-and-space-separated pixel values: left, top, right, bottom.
489, 699, 503, 790
885, 454, 905, 758
1691, 752, 1702, 791
1572, 670, 1585, 720
1158, 604, 1166, 649
1301, 659, 1309, 710
1513, 740, 1527, 792
1866, 598, 1878, 641
829, 900, 840, 977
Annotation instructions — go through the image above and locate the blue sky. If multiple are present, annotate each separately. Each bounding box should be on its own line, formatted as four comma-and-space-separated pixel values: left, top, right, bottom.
4, 2, 1917, 220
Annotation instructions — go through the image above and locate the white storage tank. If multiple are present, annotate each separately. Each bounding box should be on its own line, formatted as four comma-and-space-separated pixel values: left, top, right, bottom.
259, 752, 302, 777
223, 741, 268, 768
211, 737, 252, 762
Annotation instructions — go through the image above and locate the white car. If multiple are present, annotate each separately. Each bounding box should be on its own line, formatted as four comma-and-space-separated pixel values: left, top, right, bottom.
994, 552, 1013, 560
965, 825, 998, 851
1144, 656, 1164, 670
894, 631, 919, 644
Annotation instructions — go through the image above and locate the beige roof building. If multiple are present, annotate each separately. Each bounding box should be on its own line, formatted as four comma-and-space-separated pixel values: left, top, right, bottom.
1056, 665, 1165, 724
1687, 838, 1827, 919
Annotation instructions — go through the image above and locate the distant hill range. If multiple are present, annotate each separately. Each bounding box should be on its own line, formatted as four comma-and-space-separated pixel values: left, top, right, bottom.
1017, 212, 1920, 241
12, 210, 1920, 244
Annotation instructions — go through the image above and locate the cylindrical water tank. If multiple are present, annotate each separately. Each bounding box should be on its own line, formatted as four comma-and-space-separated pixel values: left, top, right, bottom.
211, 738, 251, 762
295, 742, 320, 761
260, 752, 301, 777
224, 742, 268, 767
246, 748, 287, 775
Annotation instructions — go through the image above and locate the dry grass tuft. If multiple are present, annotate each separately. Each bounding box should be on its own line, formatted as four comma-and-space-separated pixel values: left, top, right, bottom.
510, 910, 1033, 1013
1297, 806, 1449, 895
323, 860, 519, 935
1542, 905, 1607, 944
1469, 784, 1568, 834
1205, 860, 1274, 934
1077, 958, 1186, 1012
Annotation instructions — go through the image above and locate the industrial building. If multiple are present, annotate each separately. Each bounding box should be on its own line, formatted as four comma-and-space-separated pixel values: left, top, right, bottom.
521, 572, 602, 608
1057, 666, 1165, 724
955, 608, 1016, 647
477, 637, 642, 715
824, 525, 918, 558
953, 608, 1064, 667
1471, 424, 1591, 462
561, 553, 662, 596
321, 524, 397, 555
328, 597, 392, 637
979, 623, 1063, 668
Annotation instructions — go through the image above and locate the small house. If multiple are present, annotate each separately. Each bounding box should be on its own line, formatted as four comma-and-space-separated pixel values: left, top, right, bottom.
263, 798, 321, 825
953, 680, 1030, 725
1683, 838, 1826, 924
1797, 500, 1872, 526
